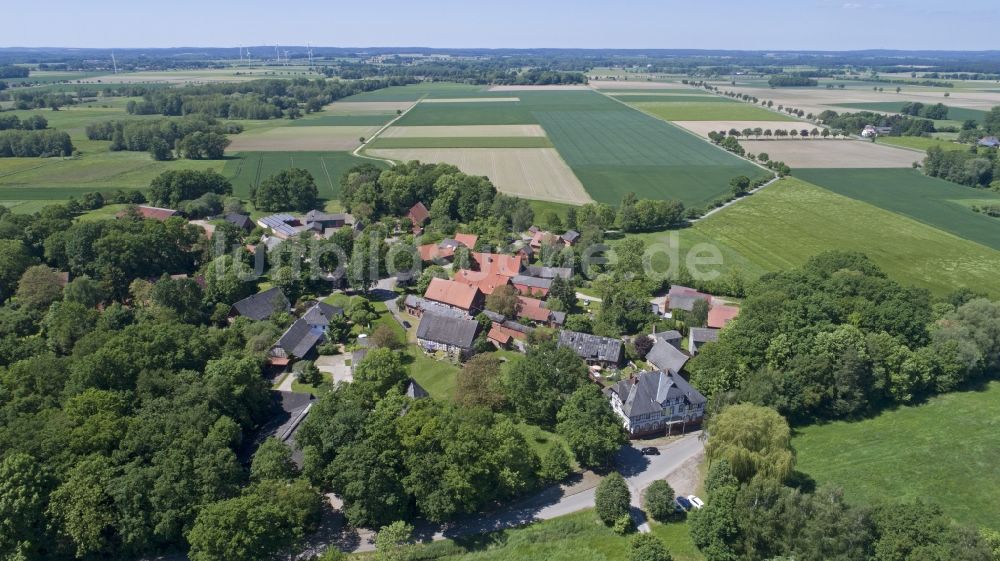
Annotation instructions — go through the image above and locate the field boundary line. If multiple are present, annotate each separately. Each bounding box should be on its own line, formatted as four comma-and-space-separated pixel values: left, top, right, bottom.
352, 97, 425, 166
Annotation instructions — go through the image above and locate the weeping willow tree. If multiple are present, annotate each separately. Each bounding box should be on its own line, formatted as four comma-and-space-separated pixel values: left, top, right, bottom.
705, 403, 795, 483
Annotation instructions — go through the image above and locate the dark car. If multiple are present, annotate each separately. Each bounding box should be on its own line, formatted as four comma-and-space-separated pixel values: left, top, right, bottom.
640, 447, 660, 456
674, 496, 693, 511
402, 321, 412, 329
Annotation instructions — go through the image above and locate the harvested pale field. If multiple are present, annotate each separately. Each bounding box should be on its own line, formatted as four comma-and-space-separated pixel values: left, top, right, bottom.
366, 148, 592, 204
226, 126, 380, 152
487, 85, 591, 91
380, 125, 546, 138
419, 97, 520, 103
740, 139, 920, 168
590, 80, 693, 90
673, 120, 811, 138
713, 84, 1000, 115
322, 101, 415, 114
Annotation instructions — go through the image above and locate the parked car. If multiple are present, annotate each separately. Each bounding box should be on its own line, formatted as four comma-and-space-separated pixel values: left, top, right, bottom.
674, 496, 693, 511
402, 321, 412, 329
640, 447, 660, 456
688, 495, 705, 509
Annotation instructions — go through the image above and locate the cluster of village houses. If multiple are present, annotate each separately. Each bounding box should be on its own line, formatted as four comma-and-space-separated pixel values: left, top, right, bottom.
124, 201, 741, 439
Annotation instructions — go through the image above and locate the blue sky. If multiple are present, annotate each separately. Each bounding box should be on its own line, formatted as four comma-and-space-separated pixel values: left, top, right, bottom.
9, 0, 999, 50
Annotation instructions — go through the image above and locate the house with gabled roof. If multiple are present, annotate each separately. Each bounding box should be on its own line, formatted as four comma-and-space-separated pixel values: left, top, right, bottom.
708, 304, 740, 329
117, 205, 178, 221
646, 334, 690, 374
487, 320, 533, 352
270, 318, 326, 366
689, 327, 720, 354
302, 302, 344, 328
604, 370, 706, 437
455, 268, 510, 296
524, 265, 573, 280
408, 202, 430, 228
224, 213, 254, 232
511, 275, 553, 297
231, 287, 291, 321
416, 312, 481, 361
423, 277, 483, 313
558, 330, 624, 367
472, 252, 523, 278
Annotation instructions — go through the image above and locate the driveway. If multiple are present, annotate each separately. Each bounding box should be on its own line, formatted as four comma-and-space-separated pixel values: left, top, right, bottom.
316, 354, 351, 385
334, 432, 705, 552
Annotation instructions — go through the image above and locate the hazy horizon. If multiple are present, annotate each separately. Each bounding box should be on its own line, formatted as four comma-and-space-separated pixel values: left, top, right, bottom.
8, 0, 999, 51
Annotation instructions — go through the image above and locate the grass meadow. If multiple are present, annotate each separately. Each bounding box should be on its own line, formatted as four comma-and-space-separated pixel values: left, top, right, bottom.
679, 177, 1000, 296
874, 136, 969, 152
368, 137, 553, 149
796, 168, 1000, 251
223, 151, 383, 200
349, 510, 704, 561
793, 382, 1000, 529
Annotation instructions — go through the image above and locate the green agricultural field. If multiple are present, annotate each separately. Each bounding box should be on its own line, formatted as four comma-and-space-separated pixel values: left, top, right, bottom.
832, 101, 988, 123
223, 151, 384, 200
390, 90, 766, 206
608, 94, 730, 103
340, 83, 499, 102
287, 114, 393, 126
629, 100, 798, 121
875, 136, 968, 152
796, 168, 1000, 251
677, 177, 1000, 296
793, 382, 1000, 529
358, 510, 703, 561
367, 136, 552, 149
393, 102, 537, 126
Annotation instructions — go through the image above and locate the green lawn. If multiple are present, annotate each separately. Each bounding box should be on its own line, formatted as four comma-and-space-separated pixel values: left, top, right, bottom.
340, 83, 500, 102
222, 151, 385, 200
832, 101, 988, 123
796, 168, 1000, 252
679, 177, 1000, 296
629, 101, 798, 121
875, 136, 969, 152
368, 137, 553, 149
350, 510, 703, 561
608, 94, 731, 103
793, 382, 1000, 529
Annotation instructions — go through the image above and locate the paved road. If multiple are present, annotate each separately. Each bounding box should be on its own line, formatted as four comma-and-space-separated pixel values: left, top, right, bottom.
346, 432, 704, 552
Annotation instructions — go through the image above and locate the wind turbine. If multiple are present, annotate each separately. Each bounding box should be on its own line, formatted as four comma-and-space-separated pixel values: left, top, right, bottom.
111, 51, 118, 74
307, 43, 313, 68
274, 43, 280, 66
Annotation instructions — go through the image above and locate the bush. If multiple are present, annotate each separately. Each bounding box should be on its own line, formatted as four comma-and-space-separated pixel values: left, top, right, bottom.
628, 534, 673, 561
595, 472, 631, 526
613, 513, 635, 535
643, 480, 676, 522
539, 446, 572, 483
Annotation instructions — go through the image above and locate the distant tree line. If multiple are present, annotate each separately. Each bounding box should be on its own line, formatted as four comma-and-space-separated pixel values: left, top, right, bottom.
0, 129, 73, 157
0, 65, 29, 78
899, 101, 950, 120
330, 59, 586, 85
124, 76, 415, 119
0, 114, 47, 130
767, 75, 818, 87
86, 114, 238, 160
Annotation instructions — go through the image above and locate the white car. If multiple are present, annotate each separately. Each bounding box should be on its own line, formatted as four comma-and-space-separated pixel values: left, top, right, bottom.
687, 495, 705, 509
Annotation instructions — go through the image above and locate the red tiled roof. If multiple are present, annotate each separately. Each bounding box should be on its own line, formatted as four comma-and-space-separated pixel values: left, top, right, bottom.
517, 296, 550, 323
454, 232, 478, 249
488, 322, 528, 345
473, 252, 523, 278
408, 202, 430, 225
708, 304, 740, 329
488, 324, 512, 345
424, 277, 480, 311
417, 244, 455, 262
117, 205, 178, 221
455, 269, 510, 295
